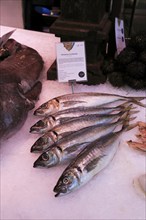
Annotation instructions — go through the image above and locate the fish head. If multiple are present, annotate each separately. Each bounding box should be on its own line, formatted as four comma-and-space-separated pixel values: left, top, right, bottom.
33, 149, 59, 168
34, 99, 59, 116
54, 169, 79, 197
30, 135, 52, 153
30, 119, 48, 134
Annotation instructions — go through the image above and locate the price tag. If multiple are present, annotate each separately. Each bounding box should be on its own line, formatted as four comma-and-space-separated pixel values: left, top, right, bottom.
115, 17, 126, 55
56, 41, 87, 82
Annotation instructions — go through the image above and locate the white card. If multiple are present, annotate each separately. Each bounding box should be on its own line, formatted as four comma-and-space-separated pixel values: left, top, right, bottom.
56, 41, 87, 82
115, 17, 126, 55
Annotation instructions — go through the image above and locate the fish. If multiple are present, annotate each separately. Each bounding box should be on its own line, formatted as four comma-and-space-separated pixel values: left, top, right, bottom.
0, 81, 42, 140
0, 38, 44, 92
0, 33, 44, 140
33, 114, 134, 167
34, 109, 133, 141
53, 125, 127, 197
30, 104, 130, 134
31, 107, 136, 152
0, 29, 16, 47
34, 92, 145, 116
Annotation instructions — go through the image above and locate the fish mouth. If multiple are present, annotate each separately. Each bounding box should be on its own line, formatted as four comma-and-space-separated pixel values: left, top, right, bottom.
30, 145, 43, 153
29, 127, 41, 133
53, 185, 67, 197
30, 120, 47, 133
33, 159, 46, 168
34, 109, 45, 116
54, 192, 61, 197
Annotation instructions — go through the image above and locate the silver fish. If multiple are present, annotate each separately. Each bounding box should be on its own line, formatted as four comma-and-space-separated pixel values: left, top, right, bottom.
34, 92, 145, 116
53, 126, 126, 197
33, 116, 131, 167
30, 104, 129, 134
38, 110, 131, 142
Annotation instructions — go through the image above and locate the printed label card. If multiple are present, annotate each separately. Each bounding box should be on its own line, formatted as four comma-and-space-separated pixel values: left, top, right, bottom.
56, 41, 87, 82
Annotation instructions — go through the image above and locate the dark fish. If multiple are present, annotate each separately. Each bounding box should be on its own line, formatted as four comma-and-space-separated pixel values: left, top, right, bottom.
0, 39, 44, 92
0, 82, 42, 141
0, 33, 44, 141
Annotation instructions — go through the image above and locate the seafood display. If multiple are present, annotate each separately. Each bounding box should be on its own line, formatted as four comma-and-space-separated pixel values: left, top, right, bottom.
30, 92, 146, 196
0, 31, 44, 140
127, 121, 146, 152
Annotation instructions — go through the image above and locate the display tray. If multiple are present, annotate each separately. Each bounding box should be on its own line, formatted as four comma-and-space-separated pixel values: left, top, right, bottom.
0, 26, 145, 220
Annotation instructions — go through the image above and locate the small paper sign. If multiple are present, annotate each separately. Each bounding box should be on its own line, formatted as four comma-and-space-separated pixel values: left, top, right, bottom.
56, 41, 87, 82
115, 17, 126, 55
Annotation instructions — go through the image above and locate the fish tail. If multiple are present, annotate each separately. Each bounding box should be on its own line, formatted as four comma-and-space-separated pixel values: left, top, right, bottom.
119, 104, 134, 115
121, 119, 138, 132
129, 98, 146, 108
119, 102, 137, 110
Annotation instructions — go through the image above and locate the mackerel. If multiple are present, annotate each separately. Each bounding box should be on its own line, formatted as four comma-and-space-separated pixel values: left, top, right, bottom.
53, 125, 126, 197
34, 92, 145, 116
30, 104, 129, 134
40, 110, 132, 142
33, 116, 132, 167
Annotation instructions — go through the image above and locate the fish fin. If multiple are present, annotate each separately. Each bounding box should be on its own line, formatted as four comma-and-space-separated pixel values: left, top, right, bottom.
18, 80, 32, 93
123, 121, 138, 132
130, 99, 146, 108
24, 81, 42, 101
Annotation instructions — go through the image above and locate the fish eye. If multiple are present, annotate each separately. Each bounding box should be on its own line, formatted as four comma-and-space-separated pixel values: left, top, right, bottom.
42, 153, 49, 161
63, 177, 69, 184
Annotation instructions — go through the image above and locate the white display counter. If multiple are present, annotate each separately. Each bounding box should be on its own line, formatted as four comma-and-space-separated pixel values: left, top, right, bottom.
0, 26, 145, 220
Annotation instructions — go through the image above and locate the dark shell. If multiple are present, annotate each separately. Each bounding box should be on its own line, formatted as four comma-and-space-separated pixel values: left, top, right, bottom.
129, 34, 146, 52
124, 75, 146, 90
116, 47, 137, 65
102, 60, 115, 75
108, 72, 125, 88
139, 51, 146, 64
126, 61, 146, 79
